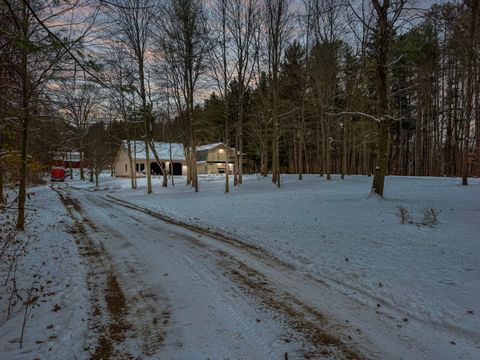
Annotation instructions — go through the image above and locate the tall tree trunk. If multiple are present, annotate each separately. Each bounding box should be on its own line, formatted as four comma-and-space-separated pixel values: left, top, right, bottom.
325, 118, 331, 180
0, 160, 4, 205
79, 142, 85, 181
144, 139, 152, 193
298, 125, 303, 180
169, 140, 174, 186
371, 0, 395, 197
341, 117, 348, 179
16, 8, 29, 230
238, 90, 244, 185
462, 0, 478, 185
260, 141, 268, 176
234, 131, 239, 185
186, 148, 192, 185
148, 140, 168, 187
414, 91, 422, 176
475, 60, 480, 176
133, 140, 138, 188
293, 129, 298, 174
138, 57, 152, 193
127, 140, 137, 189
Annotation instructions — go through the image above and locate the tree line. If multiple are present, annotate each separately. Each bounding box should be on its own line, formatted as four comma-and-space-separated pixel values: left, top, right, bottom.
1, 0, 479, 230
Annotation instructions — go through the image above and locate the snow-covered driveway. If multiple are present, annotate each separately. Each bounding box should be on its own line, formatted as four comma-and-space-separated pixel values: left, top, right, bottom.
55, 175, 480, 360
58, 185, 364, 359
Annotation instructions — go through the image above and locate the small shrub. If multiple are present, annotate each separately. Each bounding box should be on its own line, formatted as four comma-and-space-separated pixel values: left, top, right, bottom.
397, 206, 412, 224
421, 206, 440, 226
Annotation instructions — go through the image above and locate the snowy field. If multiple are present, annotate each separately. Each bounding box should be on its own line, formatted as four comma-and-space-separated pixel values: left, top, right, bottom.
2, 174, 479, 359
80, 173, 480, 358
0, 186, 89, 359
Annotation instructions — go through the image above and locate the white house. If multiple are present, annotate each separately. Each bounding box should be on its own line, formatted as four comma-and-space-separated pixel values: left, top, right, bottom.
114, 141, 187, 177
113, 141, 237, 177
196, 142, 235, 174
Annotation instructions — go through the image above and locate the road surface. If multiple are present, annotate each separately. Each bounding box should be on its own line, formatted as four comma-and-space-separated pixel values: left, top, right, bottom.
56, 184, 375, 360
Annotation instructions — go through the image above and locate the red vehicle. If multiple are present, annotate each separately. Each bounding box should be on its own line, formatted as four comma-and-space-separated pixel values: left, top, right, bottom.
50, 167, 66, 182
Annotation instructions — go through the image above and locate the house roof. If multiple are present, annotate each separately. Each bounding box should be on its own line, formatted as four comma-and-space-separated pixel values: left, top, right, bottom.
120, 141, 234, 162
122, 141, 186, 161
196, 142, 225, 152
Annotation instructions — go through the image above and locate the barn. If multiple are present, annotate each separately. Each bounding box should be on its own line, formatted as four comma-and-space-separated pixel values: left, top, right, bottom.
114, 141, 187, 177
113, 141, 238, 177
196, 143, 235, 175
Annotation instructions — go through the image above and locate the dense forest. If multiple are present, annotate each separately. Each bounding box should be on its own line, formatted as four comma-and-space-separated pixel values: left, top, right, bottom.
1, 0, 479, 229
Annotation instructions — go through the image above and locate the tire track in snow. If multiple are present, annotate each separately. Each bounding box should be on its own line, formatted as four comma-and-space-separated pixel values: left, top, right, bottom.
86, 189, 367, 359
63, 187, 299, 359
56, 187, 168, 359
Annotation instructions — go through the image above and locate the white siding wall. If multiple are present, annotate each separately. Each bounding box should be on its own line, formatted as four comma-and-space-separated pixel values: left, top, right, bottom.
114, 148, 188, 177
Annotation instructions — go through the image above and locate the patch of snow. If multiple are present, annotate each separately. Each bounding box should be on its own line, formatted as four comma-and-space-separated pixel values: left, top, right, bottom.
0, 186, 89, 360
92, 174, 480, 358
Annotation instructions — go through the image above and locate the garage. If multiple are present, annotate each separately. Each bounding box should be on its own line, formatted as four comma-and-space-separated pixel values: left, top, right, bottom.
170, 162, 183, 175
150, 162, 162, 175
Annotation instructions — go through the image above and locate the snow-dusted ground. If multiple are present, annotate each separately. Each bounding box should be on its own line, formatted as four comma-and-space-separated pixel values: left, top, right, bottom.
73, 173, 480, 359
0, 186, 89, 360
57, 186, 306, 359
3, 174, 479, 359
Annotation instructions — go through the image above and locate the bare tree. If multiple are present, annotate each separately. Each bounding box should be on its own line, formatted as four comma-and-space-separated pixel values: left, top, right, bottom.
103, 48, 139, 189
58, 80, 100, 181
1, 0, 93, 229
159, 0, 210, 192
85, 122, 112, 187
369, 0, 406, 196
210, 0, 235, 193
226, 0, 260, 185
308, 0, 345, 181
346, 0, 407, 196
105, 0, 157, 194
461, 0, 479, 185
264, 0, 293, 187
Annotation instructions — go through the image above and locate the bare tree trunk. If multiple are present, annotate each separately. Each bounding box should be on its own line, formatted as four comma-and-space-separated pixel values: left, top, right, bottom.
144, 139, 152, 193
0, 161, 4, 205
475, 60, 480, 176
292, 130, 297, 174
16, 10, 29, 230
191, 133, 198, 192
79, 143, 85, 181
233, 124, 240, 186
341, 117, 348, 179
462, 0, 478, 185
414, 90, 422, 176
298, 137, 303, 180
186, 149, 192, 185
238, 97, 244, 184
127, 140, 136, 189
140, 72, 152, 194
133, 140, 138, 188
260, 141, 268, 176
298, 107, 305, 180
148, 140, 168, 187
225, 151, 230, 193
325, 117, 331, 180
316, 119, 322, 175
169, 140, 174, 186
371, 0, 401, 197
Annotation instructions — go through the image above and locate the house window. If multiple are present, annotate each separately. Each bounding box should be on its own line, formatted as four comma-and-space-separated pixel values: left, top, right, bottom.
125, 164, 128, 172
